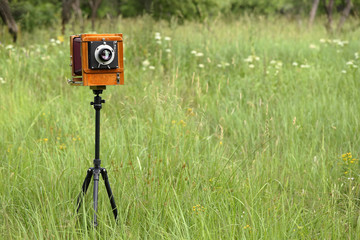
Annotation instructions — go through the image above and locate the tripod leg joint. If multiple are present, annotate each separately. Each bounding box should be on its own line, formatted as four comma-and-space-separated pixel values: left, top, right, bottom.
100, 168, 109, 180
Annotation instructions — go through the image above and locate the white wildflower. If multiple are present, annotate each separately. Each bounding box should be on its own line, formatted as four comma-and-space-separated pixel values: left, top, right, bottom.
164, 36, 171, 41
142, 59, 150, 67
198, 64, 204, 68
333, 39, 348, 47
156, 40, 162, 45
217, 64, 222, 68
149, 66, 155, 70
248, 64, 255, 68
224, 62, 230, 67
5, 45, 13, 50
244, 55, 260, 63
342, 70, 347, 74
319, 38, 326, 43
55, 40, 61, 45
355, 52, 359, 59
346, 61, 354, 65
275, 61, 283, 69
155, 32, 161, 40
244, 56, 253, 63
196, 52, 204, 57
309, 44, 319, 49
292, 62, 298, 66
50, 38, 55, 43
300, 64, 310, 68
270, 60, 276, 65
191, 50, 197, 55
0, 77, 5, 84
165, 48, 171, 53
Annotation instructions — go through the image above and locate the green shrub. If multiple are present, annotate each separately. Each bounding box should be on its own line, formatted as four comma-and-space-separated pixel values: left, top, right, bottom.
10, 1, 60, 32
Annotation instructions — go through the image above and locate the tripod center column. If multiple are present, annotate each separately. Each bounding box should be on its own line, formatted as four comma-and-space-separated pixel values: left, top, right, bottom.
91, 90, 105, 168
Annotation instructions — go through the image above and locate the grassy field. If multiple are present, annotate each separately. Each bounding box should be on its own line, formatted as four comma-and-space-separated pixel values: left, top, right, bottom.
1, 16, 360, 239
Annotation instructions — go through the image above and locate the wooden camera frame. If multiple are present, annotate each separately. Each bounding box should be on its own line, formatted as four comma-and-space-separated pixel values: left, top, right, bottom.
69, 33, 124, 86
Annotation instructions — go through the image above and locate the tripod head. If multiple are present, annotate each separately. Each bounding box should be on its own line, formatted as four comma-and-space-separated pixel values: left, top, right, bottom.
90, 86, 106, 110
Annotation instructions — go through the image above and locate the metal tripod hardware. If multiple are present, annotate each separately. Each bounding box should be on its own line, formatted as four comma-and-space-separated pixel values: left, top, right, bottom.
76, 89, 118, 227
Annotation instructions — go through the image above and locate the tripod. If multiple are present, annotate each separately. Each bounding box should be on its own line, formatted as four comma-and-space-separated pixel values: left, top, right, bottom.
76, 87, 118, 227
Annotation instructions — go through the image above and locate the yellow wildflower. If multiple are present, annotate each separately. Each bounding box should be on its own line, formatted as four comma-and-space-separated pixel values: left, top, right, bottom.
187, 108, 195, 116
179, 120, 186, 127
57, 35, 64, 43
243, 224, 250, 229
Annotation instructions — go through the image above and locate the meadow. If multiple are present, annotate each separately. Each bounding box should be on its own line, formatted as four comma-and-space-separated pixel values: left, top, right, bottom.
1, 16, 360, 239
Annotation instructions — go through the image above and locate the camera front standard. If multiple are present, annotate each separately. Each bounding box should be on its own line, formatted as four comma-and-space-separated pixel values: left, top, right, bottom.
89, 41, 118, 70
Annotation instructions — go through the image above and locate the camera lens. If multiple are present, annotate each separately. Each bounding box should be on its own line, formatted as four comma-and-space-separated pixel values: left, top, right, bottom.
100, 49, 112, 61
94, 44, 115, 66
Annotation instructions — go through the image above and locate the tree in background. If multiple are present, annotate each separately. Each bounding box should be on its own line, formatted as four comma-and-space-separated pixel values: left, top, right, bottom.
0, 0, 18, 42
324, 0, 335, 32
62, 0, 82, 35
88, 0, 103, 30
309, 0, 320, 27
309, 0, 354, 32
337, 0, 353, 31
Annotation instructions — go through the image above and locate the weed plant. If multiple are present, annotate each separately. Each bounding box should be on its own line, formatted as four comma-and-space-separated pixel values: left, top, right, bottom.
1, 16, 360, 239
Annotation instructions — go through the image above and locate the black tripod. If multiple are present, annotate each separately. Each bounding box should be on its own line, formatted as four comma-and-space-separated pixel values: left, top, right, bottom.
76, 87, 118, 226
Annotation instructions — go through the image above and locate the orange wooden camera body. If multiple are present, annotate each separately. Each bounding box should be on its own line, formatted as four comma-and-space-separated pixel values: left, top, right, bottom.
70, 33, 124, 86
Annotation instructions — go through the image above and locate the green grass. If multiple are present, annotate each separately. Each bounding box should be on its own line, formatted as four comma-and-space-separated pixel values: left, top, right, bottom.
1, 16, 360, 239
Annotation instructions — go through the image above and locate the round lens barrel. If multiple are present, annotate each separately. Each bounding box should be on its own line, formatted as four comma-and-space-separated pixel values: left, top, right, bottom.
100, 49, 112, 61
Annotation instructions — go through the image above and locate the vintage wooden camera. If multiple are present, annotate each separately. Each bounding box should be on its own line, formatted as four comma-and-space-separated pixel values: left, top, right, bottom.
69, 33, 124, 86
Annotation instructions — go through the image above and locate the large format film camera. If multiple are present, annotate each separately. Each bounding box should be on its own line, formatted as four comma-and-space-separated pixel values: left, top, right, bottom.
69, 33, 124, 86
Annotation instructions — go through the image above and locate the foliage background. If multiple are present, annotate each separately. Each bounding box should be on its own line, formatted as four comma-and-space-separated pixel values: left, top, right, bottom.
5, 0, 360, 32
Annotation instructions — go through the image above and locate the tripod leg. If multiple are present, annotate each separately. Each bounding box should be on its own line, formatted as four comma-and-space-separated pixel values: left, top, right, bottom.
76, 168, 93, 213
93, 168, 101, 227
101, 168, 118, 221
